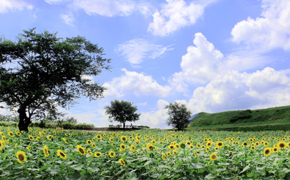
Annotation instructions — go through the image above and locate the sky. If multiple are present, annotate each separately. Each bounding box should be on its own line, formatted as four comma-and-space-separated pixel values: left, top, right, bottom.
1, 0, 290, 129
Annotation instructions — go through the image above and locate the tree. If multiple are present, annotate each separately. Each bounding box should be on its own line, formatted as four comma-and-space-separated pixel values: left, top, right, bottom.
165, 102, 192, 131
0, 28, 111, 131
105, 99, 141, 128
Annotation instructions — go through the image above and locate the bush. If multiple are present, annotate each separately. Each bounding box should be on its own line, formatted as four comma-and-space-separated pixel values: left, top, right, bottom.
230, 109, 252, 123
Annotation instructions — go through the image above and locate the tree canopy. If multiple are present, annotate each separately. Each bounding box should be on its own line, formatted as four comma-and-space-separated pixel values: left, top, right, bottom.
165, 102, 192, 131
104, 99, 141, 128
0, 28, 111, 131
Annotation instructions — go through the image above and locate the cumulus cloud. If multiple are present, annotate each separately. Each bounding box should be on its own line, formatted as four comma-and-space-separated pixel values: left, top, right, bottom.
60, 12, 75, 26
0, 0, 33, 13
231, 0, 290, 50
71, 0, 154, 17
169, 32, 223, 92
136, 99, 170, 128
116, 38, 173, 66
186, 67, 290, 113
148, 0, 216, 36
103, 68, 171, 98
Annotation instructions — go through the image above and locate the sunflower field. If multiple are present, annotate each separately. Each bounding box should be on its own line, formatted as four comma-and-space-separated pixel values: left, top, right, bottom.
1, 126, 290, 179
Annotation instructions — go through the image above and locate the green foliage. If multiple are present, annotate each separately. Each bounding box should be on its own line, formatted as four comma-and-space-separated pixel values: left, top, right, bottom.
165, 102, 192, 131
0, 28, 111, 131
188, 105, 290, 131
104, 100, 141, 128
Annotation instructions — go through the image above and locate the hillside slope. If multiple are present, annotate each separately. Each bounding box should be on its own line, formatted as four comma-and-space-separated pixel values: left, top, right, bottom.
187, 105, 290, 130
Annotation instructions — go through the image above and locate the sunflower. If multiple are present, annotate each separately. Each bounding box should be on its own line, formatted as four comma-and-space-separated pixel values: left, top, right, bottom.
94, 152, 102, 157
168, 145, 174, 150
86, 140, 92, 145
62, 138, 68, 144
217, 141, 223, 147
210, 153, 217, 161
87, 149, 92, 155
92, 138, 95, 141
119, 158, 126, 166
264, 148, 271, 156
147, 143, 153, 150
8, 132, 14, 137
255, 142, 259, 146
251, 146, 255, 150
242, 142, 248, 147
29, 135, 34, 141
121, 136, 127, 142
0, 140, 5, 148
92, 143, 96, 148
166, 151, 171, 156
47, 135, 53, 140
27, 146, 32, 151
197, 143, 201, 148
16, 132, 21, 136
190, 145, 194, 149
16, 151, 27, 163
173, 150, 178, 155
43, 145, 49, 157
109, 150, 115, 158
287, 142, 290, 147
151, 140, 156, 144
162, 153, 166, 160
264, 141, 269, 146
96, 134, 101, 139
39, 132, 43, 137
228, 151, 233, 155
278, 141, 286, 149
235, 142, 239, 145
57, 150, 67, 160
120, 144, 126, 150
214, 147, 219, 151
109, 137, 114, 142
196, 150, 200, 154
186, 141, 191, 145
206, 147, 210, 152
175, 144, 180, 149
76, 145, 86, 155
206, 141, 212, 147
130, 144, 136, 152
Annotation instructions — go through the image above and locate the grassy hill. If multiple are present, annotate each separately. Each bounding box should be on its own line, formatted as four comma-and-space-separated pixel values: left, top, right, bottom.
187, 105, 290, 131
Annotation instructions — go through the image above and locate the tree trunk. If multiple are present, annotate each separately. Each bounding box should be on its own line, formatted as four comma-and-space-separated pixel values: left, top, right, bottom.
18, 107, 31, 132
123, 122, 125, 128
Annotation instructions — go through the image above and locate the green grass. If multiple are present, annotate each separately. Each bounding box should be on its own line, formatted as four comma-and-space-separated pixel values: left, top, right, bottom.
187, 105, 290, 131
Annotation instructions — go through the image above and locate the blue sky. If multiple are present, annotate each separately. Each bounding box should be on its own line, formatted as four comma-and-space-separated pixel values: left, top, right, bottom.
1, 0, 290, 129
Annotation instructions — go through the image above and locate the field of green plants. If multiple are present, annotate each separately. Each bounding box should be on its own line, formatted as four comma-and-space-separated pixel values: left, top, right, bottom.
1, 126, 290, 179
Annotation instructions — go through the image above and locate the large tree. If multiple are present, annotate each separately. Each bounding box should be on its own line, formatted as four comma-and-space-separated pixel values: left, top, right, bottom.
165, 102, 192, 131
0, 28, 111, 131
105, 99, 141, 128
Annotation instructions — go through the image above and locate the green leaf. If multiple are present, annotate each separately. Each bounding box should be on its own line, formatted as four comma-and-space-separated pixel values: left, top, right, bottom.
80, 170, 86, 175
191, 163, 204, 169
240, 164, 251, 174
158, 175, 169, 179
204, 173, 217, 179
253, 170, 265, 176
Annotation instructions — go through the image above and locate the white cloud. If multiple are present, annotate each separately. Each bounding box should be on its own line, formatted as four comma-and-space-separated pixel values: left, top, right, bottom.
71, 0, 154, 17
186, 67, 290, 113
116, 38, 173, 66
103, 68, 171, 98
231, 0, 290, 50
136, 99, 170, 128
148, 0, 216, 36
60, 12, 75, 26
80, 74, 94, 84
0, 0, 33, 13
44, 0, 65, 4
169, 32, 223, 92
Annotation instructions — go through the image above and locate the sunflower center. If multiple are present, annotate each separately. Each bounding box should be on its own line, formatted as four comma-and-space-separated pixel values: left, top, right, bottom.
18, 154, 25, 161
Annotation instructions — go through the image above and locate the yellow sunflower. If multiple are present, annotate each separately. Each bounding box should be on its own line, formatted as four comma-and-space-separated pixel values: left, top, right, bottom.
86, 140, 92, 145
76, 145, 86, 155
43, 145, 49, 157
120, 144, 126, 150
92, 143, 96, 148
8, 132, 14, 137
16, 151, 27, 163
28, 135, 34, 141
278, 141, 286, 149
264, 148, 271, 156
94, 152, 102, 157
162, 153, 166, 160
120, 136, 127, 142
119, 159, 126, 166
47, 135, 53, 140
210, 153, 217, 161
109, 150, 115, 158
130, 144, 136, 152
173, 150, 178, 155
57, 150, 67, 160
